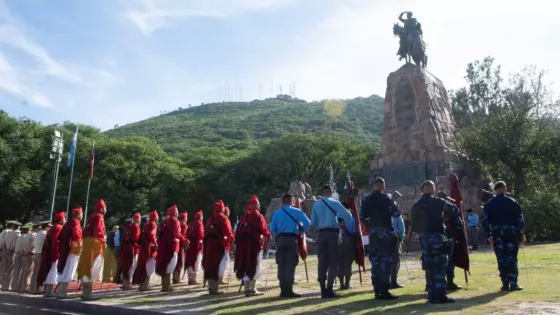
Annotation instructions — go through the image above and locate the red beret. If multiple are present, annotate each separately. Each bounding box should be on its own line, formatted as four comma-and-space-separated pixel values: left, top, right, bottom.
54, 211, 66, 222
149, 210, 159, 221
132, 212, 141, 220
95, 199, 106, 212
248, 195, 259, 205
167, 205, 178, 215
72, 207, 83, 216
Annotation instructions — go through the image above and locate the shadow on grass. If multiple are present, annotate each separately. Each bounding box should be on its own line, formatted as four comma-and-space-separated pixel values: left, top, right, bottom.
322, 290, 509, 315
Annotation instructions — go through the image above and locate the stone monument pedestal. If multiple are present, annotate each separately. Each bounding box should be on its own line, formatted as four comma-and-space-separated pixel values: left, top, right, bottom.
371, 64, 484, 212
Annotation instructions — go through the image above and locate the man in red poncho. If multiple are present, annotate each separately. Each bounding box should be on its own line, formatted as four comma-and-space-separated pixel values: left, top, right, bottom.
234, 195, 271, 297
119, 213, 141, 290
77, 199, 107, 300
37, 212, 65, 297
57, 207, 83, 299
203, 201, 234, 295
173, 212, 189, 284
156, 205, 185, 292
133, 210, 159, 291
185, 211, 204, 285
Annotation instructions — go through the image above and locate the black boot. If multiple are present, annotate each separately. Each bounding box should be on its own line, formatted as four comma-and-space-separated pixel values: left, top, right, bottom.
280, 286, 286, 297
375, 283, 398, 300
501, 282, 510, 292
447, 279, 462, 290
430, 295, 455, 304
338, 277, 345, 290
325, 284, 341, 299
509, 284, 523, 291
287, 287, 302, 298
390, 278, 404, 289
320, 282, 327, 298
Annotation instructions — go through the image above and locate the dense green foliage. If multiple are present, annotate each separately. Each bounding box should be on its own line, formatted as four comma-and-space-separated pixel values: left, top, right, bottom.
452, 57, 560, 240
106, 95, 384, 155
0, 95, 380, 224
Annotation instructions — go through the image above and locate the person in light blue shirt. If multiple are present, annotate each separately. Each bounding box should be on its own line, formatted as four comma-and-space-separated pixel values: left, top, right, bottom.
390, 215, 406, 289
311, 185, 352, 299
338, 201, 356, 290
466, 208, 480, 250
269, 193, 310, 298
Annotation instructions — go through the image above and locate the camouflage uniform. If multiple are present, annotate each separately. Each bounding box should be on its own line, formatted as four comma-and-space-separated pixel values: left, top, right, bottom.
412, 194, 462, 303
481, 194, 524, 290
360, 191, 401, 298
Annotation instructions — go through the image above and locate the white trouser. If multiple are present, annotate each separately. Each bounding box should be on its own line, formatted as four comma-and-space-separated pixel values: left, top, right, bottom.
218, 251, 230, 278
146, 258, 156, 278
45, 260, 58, 285
129, 254, 138, 283
242, 250, 263, 281
166, 252, 178, 274
57, 254, 79, 283
82, 254, 104, 283
187, 252, 203, 275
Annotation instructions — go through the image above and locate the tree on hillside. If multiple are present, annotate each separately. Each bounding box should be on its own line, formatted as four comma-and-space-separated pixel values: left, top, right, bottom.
453, 58, 560, 197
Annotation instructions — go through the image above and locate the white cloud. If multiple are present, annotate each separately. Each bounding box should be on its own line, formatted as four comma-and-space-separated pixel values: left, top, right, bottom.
265, 0, 560, 101
122, 0, 296, 35
0, 0, 120, 111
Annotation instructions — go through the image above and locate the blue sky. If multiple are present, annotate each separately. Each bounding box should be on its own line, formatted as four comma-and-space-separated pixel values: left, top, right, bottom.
1, 0, 558, 130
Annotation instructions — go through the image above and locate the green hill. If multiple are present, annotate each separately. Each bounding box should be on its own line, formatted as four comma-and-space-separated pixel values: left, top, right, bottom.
106, 94, 385, 154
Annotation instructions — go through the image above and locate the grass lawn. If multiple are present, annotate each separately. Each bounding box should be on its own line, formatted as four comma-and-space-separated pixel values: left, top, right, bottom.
95, 243, 559, 314
201, 243, 560, 315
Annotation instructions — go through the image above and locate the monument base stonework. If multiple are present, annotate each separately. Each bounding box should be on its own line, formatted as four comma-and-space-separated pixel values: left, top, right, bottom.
370, 64, 486, 212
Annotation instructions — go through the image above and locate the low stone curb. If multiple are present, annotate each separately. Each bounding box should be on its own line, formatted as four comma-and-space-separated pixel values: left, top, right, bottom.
0, 292, 162, 315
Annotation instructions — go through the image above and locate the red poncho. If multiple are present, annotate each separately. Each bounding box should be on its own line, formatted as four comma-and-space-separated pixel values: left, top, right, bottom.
202, 201, 234, 280
133, 220, 158, 285
184, 217, 204, 272
119, 222, 140, 280
77, 211, 106, 280
57, 218, 82, 274
175, 216, 188, 274
156, 215, 184, 276
344, 180, 366, 272
36, 222, 63, 287
234, 206, 270, 280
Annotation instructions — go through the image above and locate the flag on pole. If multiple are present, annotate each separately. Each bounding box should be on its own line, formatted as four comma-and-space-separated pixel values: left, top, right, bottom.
89, 141, 95, 180
67, 127, 79, 167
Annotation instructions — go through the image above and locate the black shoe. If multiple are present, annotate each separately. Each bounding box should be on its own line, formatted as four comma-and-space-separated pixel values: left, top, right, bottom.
430, 296, 455, 304
320, 283, 327, 298
390, 283, 404, 289
510, 285, 523, 291
375, 292, 398, 300
323, 289, 341, 299
286, 289, 302, 298
447, 282, 462, 290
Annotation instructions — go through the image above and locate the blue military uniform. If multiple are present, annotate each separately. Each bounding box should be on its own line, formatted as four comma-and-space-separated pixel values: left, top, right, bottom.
481, 193, 524, 291
360, 191, 401, 299
411, 194, 462, 303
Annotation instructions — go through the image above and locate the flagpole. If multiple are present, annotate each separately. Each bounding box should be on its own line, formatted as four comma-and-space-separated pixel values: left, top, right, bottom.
66, 126, 79, 218
83, 141, 95, 228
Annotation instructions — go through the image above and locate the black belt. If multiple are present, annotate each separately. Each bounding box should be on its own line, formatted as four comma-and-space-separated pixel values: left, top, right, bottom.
278, 233, 298, 237
319, 228, 339, 232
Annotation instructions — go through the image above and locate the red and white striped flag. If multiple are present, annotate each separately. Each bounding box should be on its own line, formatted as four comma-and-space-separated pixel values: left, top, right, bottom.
89, 141, 95, 180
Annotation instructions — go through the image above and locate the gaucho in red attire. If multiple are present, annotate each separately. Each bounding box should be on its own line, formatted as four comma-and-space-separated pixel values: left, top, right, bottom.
133, 210, 159, 291
77, 199, 107, 300
173, 212, 189, 284
185, 211, 204, 285
203, 200, 234, 294
119, 213, 141, 290
156, 205, 185, 292
57, 207, 83, 299
37, 211, 65, 297
234, 195, 271, 296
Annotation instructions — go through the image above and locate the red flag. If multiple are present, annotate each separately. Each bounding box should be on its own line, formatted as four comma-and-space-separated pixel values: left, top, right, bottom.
345, 180, 366, 272
89, 141, 95, 180
448, 174, 470, 272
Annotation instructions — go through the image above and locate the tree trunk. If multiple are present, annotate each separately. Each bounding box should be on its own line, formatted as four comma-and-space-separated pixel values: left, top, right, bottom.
512, 168, 527, 197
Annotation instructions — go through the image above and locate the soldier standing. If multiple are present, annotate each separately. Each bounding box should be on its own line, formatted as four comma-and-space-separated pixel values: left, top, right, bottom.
481, 181, 525, 291
411, 180, 462, 303
30, 221, 50, 294
360, 177, 401, 300
1, 221, 21, 291
311, 185, 352, 298
15, 225, 35, 293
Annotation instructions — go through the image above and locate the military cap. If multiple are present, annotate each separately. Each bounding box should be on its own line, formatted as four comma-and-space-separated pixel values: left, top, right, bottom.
6, 220, 22, 226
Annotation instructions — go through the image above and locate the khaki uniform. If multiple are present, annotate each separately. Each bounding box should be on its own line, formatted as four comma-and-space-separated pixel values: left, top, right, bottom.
0, 229, 9, 282
12, 233, 24, 292
16, 232, 35, 293
31, 230, 47, 294
1, 229, 20, 291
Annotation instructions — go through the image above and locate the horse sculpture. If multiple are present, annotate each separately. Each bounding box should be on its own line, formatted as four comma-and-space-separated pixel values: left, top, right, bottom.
393, 23, 428, 68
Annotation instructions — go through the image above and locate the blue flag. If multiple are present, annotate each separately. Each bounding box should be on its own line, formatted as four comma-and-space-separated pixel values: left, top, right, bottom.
67, 127, 79, 167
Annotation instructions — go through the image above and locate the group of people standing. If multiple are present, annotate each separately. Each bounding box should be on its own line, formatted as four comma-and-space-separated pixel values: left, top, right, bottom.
0, 177, 526, 305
